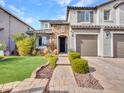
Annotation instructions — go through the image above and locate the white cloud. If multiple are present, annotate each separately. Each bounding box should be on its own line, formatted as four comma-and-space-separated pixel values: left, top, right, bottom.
75, 0, 95, 6
24, 17, 35, 24
8, 5, 24, 16
54, 0, 72, 6
0, 0, 6, 6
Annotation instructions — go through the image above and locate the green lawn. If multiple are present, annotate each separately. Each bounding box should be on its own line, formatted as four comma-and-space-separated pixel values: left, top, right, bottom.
0, 56, 47, 84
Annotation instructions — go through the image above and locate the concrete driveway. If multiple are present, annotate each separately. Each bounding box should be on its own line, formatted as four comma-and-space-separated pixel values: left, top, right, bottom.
84, 57, 124, 92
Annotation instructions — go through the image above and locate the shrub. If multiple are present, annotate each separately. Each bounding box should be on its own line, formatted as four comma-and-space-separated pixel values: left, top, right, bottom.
0, 56, 4, 59
0, 41, 6, 50
46, 54, 58, 69
69, 52, 80, 63
12, 33, 36, 56
11, 33, 26, 42
16, 37, 34, 56
72, 58, 89, 74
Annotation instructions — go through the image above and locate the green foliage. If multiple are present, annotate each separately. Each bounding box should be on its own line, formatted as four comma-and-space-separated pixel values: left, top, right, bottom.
0, 40, 6, 50
69, 52, 80, 63
72, 58, 89, 74
0, 56, 4, 59
68, 52, 89, 74
12, 33, 35, 56
11, 33, 26, 42
46, 54, 58, 69
16, 37, 34, 56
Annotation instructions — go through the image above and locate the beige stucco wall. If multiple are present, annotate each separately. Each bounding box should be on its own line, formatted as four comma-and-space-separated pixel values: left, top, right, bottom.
119, 4, 124, 25
68, 10, 96, 25
0, 9, 32, 52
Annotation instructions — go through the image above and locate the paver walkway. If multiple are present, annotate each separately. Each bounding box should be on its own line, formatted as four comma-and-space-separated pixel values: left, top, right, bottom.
49, 57, 78, 93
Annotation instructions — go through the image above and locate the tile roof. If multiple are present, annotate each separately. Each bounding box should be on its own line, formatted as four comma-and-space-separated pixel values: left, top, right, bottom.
71, 25, 124, 30
26, 29, 53, 35
40, 20, 69, 25
71, 25, 101, 29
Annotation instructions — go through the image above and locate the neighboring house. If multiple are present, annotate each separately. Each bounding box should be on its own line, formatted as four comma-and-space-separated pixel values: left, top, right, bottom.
27, 0, 124, 58
0, 6, 34, 53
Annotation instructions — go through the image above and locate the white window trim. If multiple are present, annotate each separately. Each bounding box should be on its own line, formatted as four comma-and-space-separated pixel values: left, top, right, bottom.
78, 11, 93, 23
104, 9, 112, 21
61, 26, 65, 32
44, 23, 49, 29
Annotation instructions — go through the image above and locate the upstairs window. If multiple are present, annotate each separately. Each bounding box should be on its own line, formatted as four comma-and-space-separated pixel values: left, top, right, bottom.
77, 11, 93, 23
61, 26, 65, 32
104, 10, 111, 21
44, 23, 49, 29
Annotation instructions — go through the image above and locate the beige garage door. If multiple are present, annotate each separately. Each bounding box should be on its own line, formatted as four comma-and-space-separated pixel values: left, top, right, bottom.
114, 34, 124, 58
76, 35, 97, 56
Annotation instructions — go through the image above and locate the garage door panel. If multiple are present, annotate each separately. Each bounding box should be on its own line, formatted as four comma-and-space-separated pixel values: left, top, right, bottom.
76, 35, 97, 56
114, 34, 124, 58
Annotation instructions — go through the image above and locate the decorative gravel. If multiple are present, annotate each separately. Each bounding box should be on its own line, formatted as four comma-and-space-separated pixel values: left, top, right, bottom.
74, 73, 104, 90
36, 65, 53, 79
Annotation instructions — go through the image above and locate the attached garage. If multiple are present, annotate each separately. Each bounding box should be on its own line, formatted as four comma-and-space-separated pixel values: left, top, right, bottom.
113, 34, 124, 58
76, 35, 98, 56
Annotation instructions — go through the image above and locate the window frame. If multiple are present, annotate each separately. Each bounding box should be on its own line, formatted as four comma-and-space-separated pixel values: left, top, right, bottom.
104, 9, 111, 21
44, 23, 49, 29
77, 11, 94, 23
60, 25, 65, 32
38, 36, 48, 46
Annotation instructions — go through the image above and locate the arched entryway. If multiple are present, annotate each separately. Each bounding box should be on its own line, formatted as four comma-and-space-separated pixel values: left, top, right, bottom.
58, 35, 67, 53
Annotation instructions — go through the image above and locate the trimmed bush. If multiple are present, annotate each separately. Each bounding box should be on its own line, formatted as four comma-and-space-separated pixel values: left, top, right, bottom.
69, 52, 80, 63
72, 58, 89, 74
46, 54, 58, 69
0, 56, 4, 59
68, 52, 89, 74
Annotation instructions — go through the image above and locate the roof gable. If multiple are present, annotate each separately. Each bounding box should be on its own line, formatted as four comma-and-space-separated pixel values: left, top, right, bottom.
0, 6, 34, 30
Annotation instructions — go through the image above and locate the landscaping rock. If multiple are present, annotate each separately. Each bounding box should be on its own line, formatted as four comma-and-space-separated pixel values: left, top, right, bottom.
36, 65, 53, 79
74, 73, 104, 90
0, 84, 3, 93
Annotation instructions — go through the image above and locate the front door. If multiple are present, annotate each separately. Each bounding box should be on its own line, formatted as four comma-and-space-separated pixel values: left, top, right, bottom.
59, 37, 66, 53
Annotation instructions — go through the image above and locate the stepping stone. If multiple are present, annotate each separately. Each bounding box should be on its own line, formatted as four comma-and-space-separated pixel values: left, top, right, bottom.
2, 82, 14, 93
11, 79, 48, 93
30, 79, 48, 93
10, 78, 34, 93
1, 81, 20, 93
0, 84, 3, 93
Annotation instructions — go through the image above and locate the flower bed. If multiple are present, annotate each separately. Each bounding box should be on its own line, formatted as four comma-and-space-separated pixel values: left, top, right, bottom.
68, 52, 104, 90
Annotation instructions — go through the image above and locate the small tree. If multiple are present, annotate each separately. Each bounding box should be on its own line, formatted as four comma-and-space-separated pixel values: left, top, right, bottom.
11, 33, 26, 42
16, 37, 34, 56
11, 33, 35, 56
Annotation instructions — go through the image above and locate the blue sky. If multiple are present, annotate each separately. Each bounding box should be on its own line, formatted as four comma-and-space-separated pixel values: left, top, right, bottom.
0, 0, 107, 29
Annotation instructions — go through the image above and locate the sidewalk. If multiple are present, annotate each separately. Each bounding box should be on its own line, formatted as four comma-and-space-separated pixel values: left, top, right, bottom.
49, 57, 78, 93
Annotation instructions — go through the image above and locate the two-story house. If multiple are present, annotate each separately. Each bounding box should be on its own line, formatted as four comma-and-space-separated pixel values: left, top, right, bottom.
0, 6, 34, 54
28, 0, 124, 58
